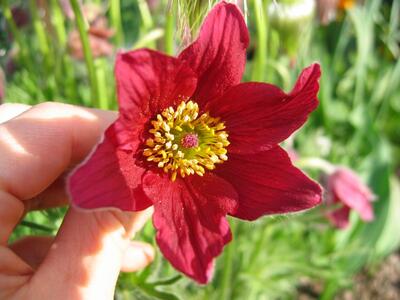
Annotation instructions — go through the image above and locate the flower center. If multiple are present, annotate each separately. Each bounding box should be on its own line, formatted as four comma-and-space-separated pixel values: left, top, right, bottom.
143, 101, 229, 181
181, 133, 199, 148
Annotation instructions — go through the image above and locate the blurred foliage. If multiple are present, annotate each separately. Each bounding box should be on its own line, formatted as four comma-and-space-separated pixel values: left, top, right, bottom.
1, 0, 400, 299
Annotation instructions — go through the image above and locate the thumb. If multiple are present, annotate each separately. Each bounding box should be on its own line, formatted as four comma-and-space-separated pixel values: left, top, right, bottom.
29, 207, 154, 300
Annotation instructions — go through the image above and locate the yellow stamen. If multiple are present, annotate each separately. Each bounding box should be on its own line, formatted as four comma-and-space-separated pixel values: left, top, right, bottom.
143, 101, 229, 181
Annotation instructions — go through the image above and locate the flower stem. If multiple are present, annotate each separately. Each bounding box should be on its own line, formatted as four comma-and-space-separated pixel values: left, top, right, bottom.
50, 0, 78, 102
50, 0, 67, 46
138, 0, 153, 30
69, 0, 99, 107
220, 219, 236, 300
251, 0, 268, 81
29, 0, 52, 70
165, 9, 175, 55
95, 58, 109, 110
247, 223, 269, 270
110, 0, 124, 46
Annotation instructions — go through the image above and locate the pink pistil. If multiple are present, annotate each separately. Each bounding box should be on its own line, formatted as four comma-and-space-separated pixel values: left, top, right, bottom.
181, 133, 199, 148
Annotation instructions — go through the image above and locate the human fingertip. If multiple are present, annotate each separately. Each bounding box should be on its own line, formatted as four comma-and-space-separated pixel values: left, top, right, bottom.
121, 241, 155, 272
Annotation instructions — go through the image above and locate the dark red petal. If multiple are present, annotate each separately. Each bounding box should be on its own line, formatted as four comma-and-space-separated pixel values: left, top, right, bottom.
208, 64, 321, 154
216, 146, 322, 220
115, 49, 197, 120
178, 2, 249, 107
104, 117, 143, 152
327, 206, 351, 229
142, 172, 238, 283
330, 169, 375, 222
68, 125, 152, 211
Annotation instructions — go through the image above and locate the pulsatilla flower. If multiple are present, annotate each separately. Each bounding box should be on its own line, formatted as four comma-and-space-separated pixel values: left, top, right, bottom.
326, 168, 375, 229
268, 0, 315, 57
69, 2, 322, 283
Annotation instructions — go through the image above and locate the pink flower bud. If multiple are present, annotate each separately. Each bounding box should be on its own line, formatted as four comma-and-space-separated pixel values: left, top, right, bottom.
326, 168, 375, 229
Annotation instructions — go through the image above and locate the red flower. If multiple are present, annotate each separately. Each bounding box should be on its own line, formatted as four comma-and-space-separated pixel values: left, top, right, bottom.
326, 168, 375, 229
69, 2, 322, 283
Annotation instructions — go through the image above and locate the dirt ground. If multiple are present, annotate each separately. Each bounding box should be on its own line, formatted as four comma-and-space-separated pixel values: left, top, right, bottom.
297, 250, 400, 300
338, 251, 400, 300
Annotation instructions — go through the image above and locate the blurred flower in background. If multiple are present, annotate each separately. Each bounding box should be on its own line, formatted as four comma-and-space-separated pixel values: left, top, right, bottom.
59, 0, 78, 19
4, 50, 17, 77
1, 4, 33, 78
326, 167, 375, 229
316, 0, 338, 24
268, 0, 315, 62
147, 0, 161, 11
316, 0, 356, 25
338, 0, 356, 9
1, 4, 30, 68
10, 6, 30, 29
67, 3, 114, 59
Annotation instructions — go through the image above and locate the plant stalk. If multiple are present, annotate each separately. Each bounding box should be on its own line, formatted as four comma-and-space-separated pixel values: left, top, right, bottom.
69, 0, 99, 107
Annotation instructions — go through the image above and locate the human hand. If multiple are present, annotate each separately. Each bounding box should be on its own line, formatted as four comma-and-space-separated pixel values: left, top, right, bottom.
0, 103, 154, 300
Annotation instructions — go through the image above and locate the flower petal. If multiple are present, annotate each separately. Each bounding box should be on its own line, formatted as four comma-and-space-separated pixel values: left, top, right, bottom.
69, 124, 152, 211
330, 168, 375, 222
115, 49, 197, 120
327, 206, 351, 229
142, 172, 238, 283
208, 64, 321, 154
216, 146, 322, 220
178, 2, 249, 107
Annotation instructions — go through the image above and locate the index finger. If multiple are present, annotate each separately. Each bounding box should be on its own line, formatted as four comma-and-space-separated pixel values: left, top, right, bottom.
0, 102, 117, 244
0, 102, 117, 200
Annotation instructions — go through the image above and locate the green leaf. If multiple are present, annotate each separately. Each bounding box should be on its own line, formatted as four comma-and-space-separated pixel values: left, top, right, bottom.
374, 176, 400, 259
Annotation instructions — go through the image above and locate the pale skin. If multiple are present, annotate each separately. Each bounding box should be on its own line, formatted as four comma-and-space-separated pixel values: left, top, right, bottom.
0, 102, 154, 300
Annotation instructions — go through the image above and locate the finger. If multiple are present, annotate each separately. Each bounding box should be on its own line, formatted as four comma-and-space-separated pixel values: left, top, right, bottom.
9, 236, 54, 270
0, 102, 117, 244
9, 237, 154, 273
0, 176, 68, 246
26, 173, 69, 211
121, 241, 154, 272
0, 102, 117, 200
0, 246, 33, 275
0, 246, 33, 298
0, 191, 24, 245
30, 207, 153, 300
0, 103, 31, 124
